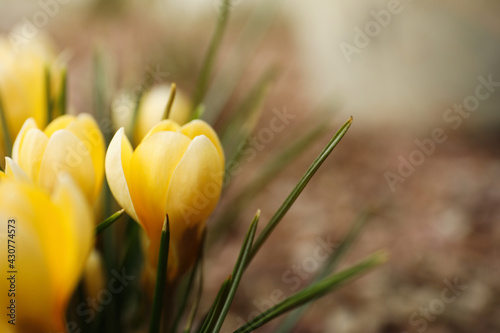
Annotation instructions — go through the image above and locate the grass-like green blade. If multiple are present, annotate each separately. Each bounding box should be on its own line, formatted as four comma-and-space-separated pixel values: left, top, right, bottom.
45, 66, 53, 123
233, 251, 387, 333
212, 210, 260, 332
211, 121, 330, 242
247, 117, 353, 265
163, 83, 177, 120
58, 67, 68, 116
93, 49, 109, 141
190, 104, 205, 121
220, 67, 277, 157
0, 91, 12, 157
197, 276, 231, 333
191, 0, 232, 112
183, 246, 205, 333
95, 209, 125, 235
204, 1, 279, 124
275, 208, 373, 332
171, 231, 206, 333
149, 216, 171, 333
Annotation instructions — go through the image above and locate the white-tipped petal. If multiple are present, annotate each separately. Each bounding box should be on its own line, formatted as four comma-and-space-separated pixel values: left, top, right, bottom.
105, 128, 139, 222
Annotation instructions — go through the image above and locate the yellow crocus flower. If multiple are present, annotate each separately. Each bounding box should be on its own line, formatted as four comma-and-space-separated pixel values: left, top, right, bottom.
0, 36, 61, 161
0, 173, 94, 333
11, 113, 105, 202
105, 119, 224, 280
111, 84, 192, 145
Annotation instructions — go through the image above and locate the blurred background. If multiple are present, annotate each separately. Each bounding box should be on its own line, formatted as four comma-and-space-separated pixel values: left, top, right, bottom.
1, 0, 500, 332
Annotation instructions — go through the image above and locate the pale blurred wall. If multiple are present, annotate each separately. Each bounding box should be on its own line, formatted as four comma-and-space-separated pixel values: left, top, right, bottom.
159, 0, 500, 129
283, 0, 500, 129
2, 0, 500, 130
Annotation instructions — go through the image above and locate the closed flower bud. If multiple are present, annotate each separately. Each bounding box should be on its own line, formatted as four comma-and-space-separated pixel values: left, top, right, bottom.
111, 84, 192, 144
11, 113, 105, 202
105, 119, 224, 280
0, 174, 94, 333
0, 36, 62, 161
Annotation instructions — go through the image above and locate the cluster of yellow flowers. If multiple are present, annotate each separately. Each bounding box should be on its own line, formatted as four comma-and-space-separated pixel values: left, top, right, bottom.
0, 39, 224, 332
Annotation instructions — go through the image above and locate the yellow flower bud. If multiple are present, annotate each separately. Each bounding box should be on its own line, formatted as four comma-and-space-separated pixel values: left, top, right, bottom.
0, 36, 62, 160
11, 113, 105, 202
105, 119, 224, 280
111, 84, 192, 144
0, 174, 94, 332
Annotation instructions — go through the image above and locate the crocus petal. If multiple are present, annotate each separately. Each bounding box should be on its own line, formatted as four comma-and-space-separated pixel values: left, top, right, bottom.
66, 114, 105, 198
52, 173, 93, 293
141, 119, 181, 143
11, 118, 38, 162
157, 135, 223, 277
15, 128, 48, 183
134, 84, 191, 143
128, 131, 191, 238
39, 129, 95, 200
180, 120, 225, 166
5, 157, 31, 182
0, 181, 68, 332
43, 114, 75, 137
105, 128, 139, 222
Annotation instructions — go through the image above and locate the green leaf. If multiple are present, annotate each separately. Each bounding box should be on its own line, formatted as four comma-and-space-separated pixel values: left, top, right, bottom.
45, 65, 53, 123
198, 276, 232, 333
203, 1, 279, 124
275, 208, 373, 332
212, 210, 260, 332
128, 77, 147, 144
171, 231, 206, 333
247, 117, 353, 265
149, 216, 171, 333
95, 209, 125, 235
233, 251, 388, 333
57, 67, 68, 116
163, 83, 177, 120
211, 120, 330, 242
190, 104, 206, 121
93, 48, 110, 142
220, 67, 277, 157
191, 0, 233, 113
183, 247, 205, 333
0, 91, 12, 157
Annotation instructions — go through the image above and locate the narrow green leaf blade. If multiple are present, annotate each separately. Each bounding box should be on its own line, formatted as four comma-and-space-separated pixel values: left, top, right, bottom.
171, 231, 206, 333
192, 0, 232, 112
0, 91, 12, 157
275, 208, 373, 332
57, 67, 68, 116
211, 120, 330, 241
95, 209, 125, 235
248, 117, 353, 265
45, 65, 53, 123
163, 82, 177, 120
212, 210, 260, 332
183, 247, 205, 333
234, 251, 387, 333
149, 216, 171, 333
198, 276, 232, 333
